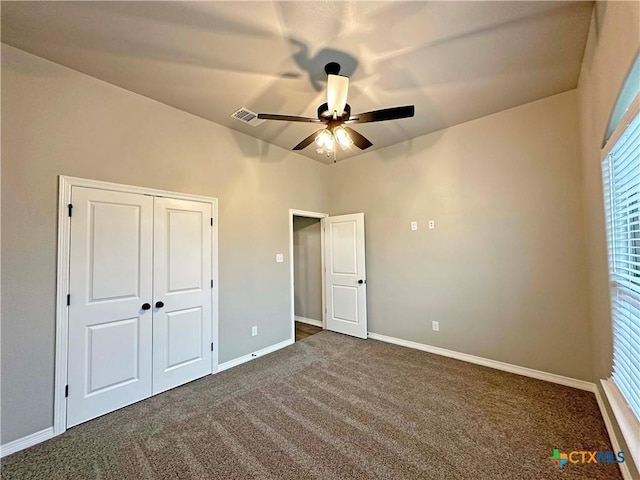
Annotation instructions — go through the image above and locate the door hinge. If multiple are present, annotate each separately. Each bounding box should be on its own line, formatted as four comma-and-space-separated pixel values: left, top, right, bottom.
67, 204, 73, 217
210, 218, 213, 226
211, 280, 214, 288
65, 385, 69, 397
67, 294, 71, 306
211, 342, 214, 351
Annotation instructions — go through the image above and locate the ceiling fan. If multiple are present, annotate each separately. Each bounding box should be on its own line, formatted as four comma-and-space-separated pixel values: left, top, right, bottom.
257, 62, 415, 153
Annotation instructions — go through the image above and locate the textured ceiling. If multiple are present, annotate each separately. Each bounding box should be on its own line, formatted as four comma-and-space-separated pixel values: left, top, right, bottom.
1, 1, 593, 163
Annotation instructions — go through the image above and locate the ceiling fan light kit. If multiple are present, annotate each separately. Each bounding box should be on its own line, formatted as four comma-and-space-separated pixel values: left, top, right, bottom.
333, 126, 353, 149
315, 129, 334, 151
257, 62, 415, 158
312, 125, 353, 160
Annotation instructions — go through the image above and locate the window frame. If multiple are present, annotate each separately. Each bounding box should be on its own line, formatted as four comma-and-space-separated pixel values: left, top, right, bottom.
601, 92, 640, 470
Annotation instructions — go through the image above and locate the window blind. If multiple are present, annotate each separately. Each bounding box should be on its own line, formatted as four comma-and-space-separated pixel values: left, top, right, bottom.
603, 110, 640, 420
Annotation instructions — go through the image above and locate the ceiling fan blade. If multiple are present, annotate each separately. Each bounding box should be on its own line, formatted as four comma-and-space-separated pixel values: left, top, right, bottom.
257, 113, 321, 123
348, 105, 415, 124
327, 74, 349, 116
343, 127, 373, 150
293, 129, 325, 150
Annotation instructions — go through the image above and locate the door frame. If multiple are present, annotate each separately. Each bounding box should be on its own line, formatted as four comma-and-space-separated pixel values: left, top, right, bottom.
288, 209, 328, 341
54, 176, 218, 436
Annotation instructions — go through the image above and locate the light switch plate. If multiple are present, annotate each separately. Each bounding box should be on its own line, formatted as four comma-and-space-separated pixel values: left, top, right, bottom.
276, 253, 284, 263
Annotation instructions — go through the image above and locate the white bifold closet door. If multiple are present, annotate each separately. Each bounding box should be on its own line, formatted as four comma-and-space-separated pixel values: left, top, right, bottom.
67, 187, 212, 428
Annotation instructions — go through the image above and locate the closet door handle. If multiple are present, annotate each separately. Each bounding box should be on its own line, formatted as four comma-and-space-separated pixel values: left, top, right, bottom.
141, 303, 151, 310
155, 301, 164, 309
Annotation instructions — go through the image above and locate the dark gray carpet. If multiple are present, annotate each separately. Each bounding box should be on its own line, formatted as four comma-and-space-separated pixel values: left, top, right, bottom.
1, 331, 622, 479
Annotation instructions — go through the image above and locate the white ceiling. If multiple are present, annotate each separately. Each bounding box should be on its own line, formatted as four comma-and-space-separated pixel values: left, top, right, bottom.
1, 1, 593, 163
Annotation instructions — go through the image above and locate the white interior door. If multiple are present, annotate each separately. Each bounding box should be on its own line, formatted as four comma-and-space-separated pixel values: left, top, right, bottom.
67, 187, 153, 427
152, 197, 212, 394
324, 213, 367, 339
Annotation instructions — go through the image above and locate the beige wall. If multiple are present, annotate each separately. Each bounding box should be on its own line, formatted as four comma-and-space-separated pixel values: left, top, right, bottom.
578, 0, 639, 382
0, 45, 329, 444
293, 216, 323, 322
577, 1, 639, 476
329, 90, 593, 381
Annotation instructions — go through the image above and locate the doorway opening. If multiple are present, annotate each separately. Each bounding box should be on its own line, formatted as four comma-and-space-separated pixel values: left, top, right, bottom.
288, 209, 368, 342
289, 210, 328, 342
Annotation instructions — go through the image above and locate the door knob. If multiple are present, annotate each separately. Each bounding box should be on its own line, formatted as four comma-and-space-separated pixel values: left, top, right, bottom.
141, 303, 151, 310
358, 279, 365, 284
155, 301, 164, 308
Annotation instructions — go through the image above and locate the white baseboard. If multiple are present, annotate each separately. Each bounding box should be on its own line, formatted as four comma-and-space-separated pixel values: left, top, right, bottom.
0, 427, 54, 458
295, 316, 323, 328
217, 338, 294, 372
367, 332, 596, 392
596, 381, 637, 479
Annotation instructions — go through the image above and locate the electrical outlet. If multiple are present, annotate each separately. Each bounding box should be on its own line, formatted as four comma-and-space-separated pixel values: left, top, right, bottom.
275, 253, 284, 263
428, 220, 435, 229
432, 321, 439, 332
252, 326, 258, 336
411, 221, 418, 231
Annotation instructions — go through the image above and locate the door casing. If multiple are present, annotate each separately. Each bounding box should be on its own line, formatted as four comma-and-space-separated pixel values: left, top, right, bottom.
55, 176, 218, 436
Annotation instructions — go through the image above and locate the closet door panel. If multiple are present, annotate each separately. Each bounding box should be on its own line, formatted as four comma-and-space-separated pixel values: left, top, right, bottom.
153, 197, 212, 394
67, 187, 153, 427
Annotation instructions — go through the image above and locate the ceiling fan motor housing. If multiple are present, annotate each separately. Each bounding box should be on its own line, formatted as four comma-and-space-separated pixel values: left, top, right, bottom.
318, 102, 351, 122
